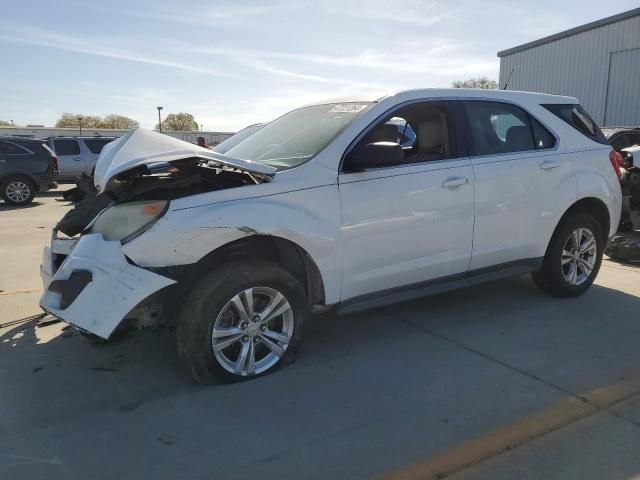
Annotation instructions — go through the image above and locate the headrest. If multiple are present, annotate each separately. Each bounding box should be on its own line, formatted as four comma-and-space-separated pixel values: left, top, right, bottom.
416, 114, 448, 154
505, 126, 533, 150
370, 124, 398, 143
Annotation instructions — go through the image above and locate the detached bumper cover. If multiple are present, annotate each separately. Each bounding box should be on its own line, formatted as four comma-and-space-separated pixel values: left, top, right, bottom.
39, 234, 176, 339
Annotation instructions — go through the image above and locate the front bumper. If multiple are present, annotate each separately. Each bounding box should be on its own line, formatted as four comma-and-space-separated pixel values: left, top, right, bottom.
39, 233, 176, 339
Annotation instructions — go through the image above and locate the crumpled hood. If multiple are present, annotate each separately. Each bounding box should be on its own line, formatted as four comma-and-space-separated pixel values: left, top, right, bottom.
94, 128, 276, 192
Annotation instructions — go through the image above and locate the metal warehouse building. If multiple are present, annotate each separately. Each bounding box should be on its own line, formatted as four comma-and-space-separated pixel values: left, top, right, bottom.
498, 8, 640, 127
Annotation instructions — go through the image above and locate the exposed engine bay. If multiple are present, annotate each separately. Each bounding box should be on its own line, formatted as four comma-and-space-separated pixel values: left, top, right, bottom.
607, 148, 640, 263
56, 158, 261, 237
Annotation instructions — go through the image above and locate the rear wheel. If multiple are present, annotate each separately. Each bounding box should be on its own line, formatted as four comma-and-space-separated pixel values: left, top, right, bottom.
176, 260, 308, 383
1, 176, 35, 206
532, 213, 604, 297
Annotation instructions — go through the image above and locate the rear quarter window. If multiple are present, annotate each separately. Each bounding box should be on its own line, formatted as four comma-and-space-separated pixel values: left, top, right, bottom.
542, 104, 609, 145
83, 138, 113, 154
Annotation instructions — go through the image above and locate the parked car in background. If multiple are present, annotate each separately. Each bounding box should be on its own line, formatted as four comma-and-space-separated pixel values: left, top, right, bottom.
602, 127, 640, 152
213, 123, 267, 154
0, 137, 57, 205
47, 136, 116, 182
41, 89, 621, 383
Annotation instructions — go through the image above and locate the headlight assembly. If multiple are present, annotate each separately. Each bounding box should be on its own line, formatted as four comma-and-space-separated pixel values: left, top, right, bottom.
89, 200, 168, 243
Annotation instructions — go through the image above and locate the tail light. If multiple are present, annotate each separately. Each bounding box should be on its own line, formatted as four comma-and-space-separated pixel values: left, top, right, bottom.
52, 156, 59, 174
609, 150, 623, 181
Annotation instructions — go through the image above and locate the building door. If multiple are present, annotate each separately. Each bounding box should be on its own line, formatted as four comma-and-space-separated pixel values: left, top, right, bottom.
605, 48, 640, 126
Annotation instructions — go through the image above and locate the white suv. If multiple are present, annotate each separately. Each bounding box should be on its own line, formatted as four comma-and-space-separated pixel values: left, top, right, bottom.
40, 89, 622, 383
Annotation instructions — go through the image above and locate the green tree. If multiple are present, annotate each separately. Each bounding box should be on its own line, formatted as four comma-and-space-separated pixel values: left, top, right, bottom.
54, 113, 138, 129
452, 77, 498, 89
0, 120, 11, 126
156, 112, 199, 131
101, 114, 138, 129
55, 113, 104, 128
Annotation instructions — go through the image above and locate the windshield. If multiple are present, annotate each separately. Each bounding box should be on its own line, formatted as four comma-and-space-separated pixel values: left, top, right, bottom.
225, 102, 373, 169
213, 123, 266, 154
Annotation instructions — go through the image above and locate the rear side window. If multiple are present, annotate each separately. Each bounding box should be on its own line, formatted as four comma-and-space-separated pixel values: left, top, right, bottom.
542, 104, 609, 145
53, 139, 81, 155
531, 117, 556, 149
83, 138, 113, 154
0, 141, 29, 155
463, 101, 554, 156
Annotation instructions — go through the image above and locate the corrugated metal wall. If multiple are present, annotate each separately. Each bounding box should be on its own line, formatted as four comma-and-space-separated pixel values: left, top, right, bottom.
605, 48, 640, 125
499, 14, 640, 126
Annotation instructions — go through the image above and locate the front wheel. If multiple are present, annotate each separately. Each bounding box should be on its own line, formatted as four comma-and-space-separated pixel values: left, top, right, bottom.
176, 260, 308, 383
532, 213, 604, 297
1, 176, 36, 206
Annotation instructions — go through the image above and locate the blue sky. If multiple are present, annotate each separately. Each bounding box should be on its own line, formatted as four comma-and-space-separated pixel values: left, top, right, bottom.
0, 0, 637, 131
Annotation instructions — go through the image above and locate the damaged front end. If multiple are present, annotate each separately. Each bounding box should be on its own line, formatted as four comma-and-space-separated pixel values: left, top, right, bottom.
40, 128, 275, 339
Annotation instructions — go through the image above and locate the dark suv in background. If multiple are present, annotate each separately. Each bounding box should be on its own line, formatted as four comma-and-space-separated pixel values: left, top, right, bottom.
603, 127, 640, 152
0, 137, 57, 206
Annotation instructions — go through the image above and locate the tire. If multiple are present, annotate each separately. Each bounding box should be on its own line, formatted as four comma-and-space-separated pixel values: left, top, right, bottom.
532, 213, 604, 297
176, 259, 309, 383
1, 176, 36, 206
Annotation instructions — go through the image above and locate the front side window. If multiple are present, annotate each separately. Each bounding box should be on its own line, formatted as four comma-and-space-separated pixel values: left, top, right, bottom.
226, 103, 373, 170
53, 139, 81, 156
351, 102, 453, 168
0, 141, 28, 155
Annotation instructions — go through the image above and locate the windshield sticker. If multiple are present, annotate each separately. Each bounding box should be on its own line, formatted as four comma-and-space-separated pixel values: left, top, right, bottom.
329, 104, 369, 113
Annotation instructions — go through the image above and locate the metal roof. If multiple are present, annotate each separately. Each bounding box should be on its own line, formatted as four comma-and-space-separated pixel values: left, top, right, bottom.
498, 8, 640, 57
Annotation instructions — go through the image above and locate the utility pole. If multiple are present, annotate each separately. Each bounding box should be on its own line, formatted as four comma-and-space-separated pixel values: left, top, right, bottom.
157, 106, 163, 133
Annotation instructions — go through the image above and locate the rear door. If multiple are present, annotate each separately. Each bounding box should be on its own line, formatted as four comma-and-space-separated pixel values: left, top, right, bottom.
462, 100, 574, 270
51, 139, 83, 180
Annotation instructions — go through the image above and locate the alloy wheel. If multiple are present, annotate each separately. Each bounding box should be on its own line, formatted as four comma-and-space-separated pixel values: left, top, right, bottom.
211, 287, 294, 376
561, 227, 597, 286
6, 181, 31, 203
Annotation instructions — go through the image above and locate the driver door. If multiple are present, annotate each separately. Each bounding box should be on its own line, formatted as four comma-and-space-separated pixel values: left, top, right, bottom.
338, 101, 475, 301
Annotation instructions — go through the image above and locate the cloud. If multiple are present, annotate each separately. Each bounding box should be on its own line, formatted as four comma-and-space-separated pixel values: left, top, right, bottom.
0, 26, 243, 80
320, 0, 451, 26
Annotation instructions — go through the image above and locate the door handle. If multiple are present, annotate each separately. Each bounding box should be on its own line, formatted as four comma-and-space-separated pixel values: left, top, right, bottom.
73, 157, 82, 161
441, 177, 469, 189
539, 160, 560, 170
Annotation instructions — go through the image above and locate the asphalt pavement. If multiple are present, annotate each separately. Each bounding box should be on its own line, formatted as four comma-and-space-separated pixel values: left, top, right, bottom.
1, 188, 640, 480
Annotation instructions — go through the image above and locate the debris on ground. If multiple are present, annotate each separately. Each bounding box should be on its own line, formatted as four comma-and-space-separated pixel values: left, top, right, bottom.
606, 232, 640, 264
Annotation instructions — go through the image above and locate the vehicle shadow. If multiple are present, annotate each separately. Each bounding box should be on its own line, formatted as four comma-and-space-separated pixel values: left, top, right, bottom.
2, 275, 640, 408
1, 275, 640, 479
38, 190, 69, 198
0, 201, 44, 211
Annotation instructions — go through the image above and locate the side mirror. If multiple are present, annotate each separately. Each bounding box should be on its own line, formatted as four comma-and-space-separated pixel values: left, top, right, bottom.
345, 142, 403, 172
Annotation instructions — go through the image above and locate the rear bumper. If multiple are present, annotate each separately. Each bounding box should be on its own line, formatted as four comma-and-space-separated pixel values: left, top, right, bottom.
40, 233, 176, 339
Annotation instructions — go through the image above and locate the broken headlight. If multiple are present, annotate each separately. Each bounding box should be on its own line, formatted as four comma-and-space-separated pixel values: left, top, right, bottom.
89, 200, 168, 243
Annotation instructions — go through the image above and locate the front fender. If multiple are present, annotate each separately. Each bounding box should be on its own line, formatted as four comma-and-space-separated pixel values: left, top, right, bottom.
122, 185, 342, 303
